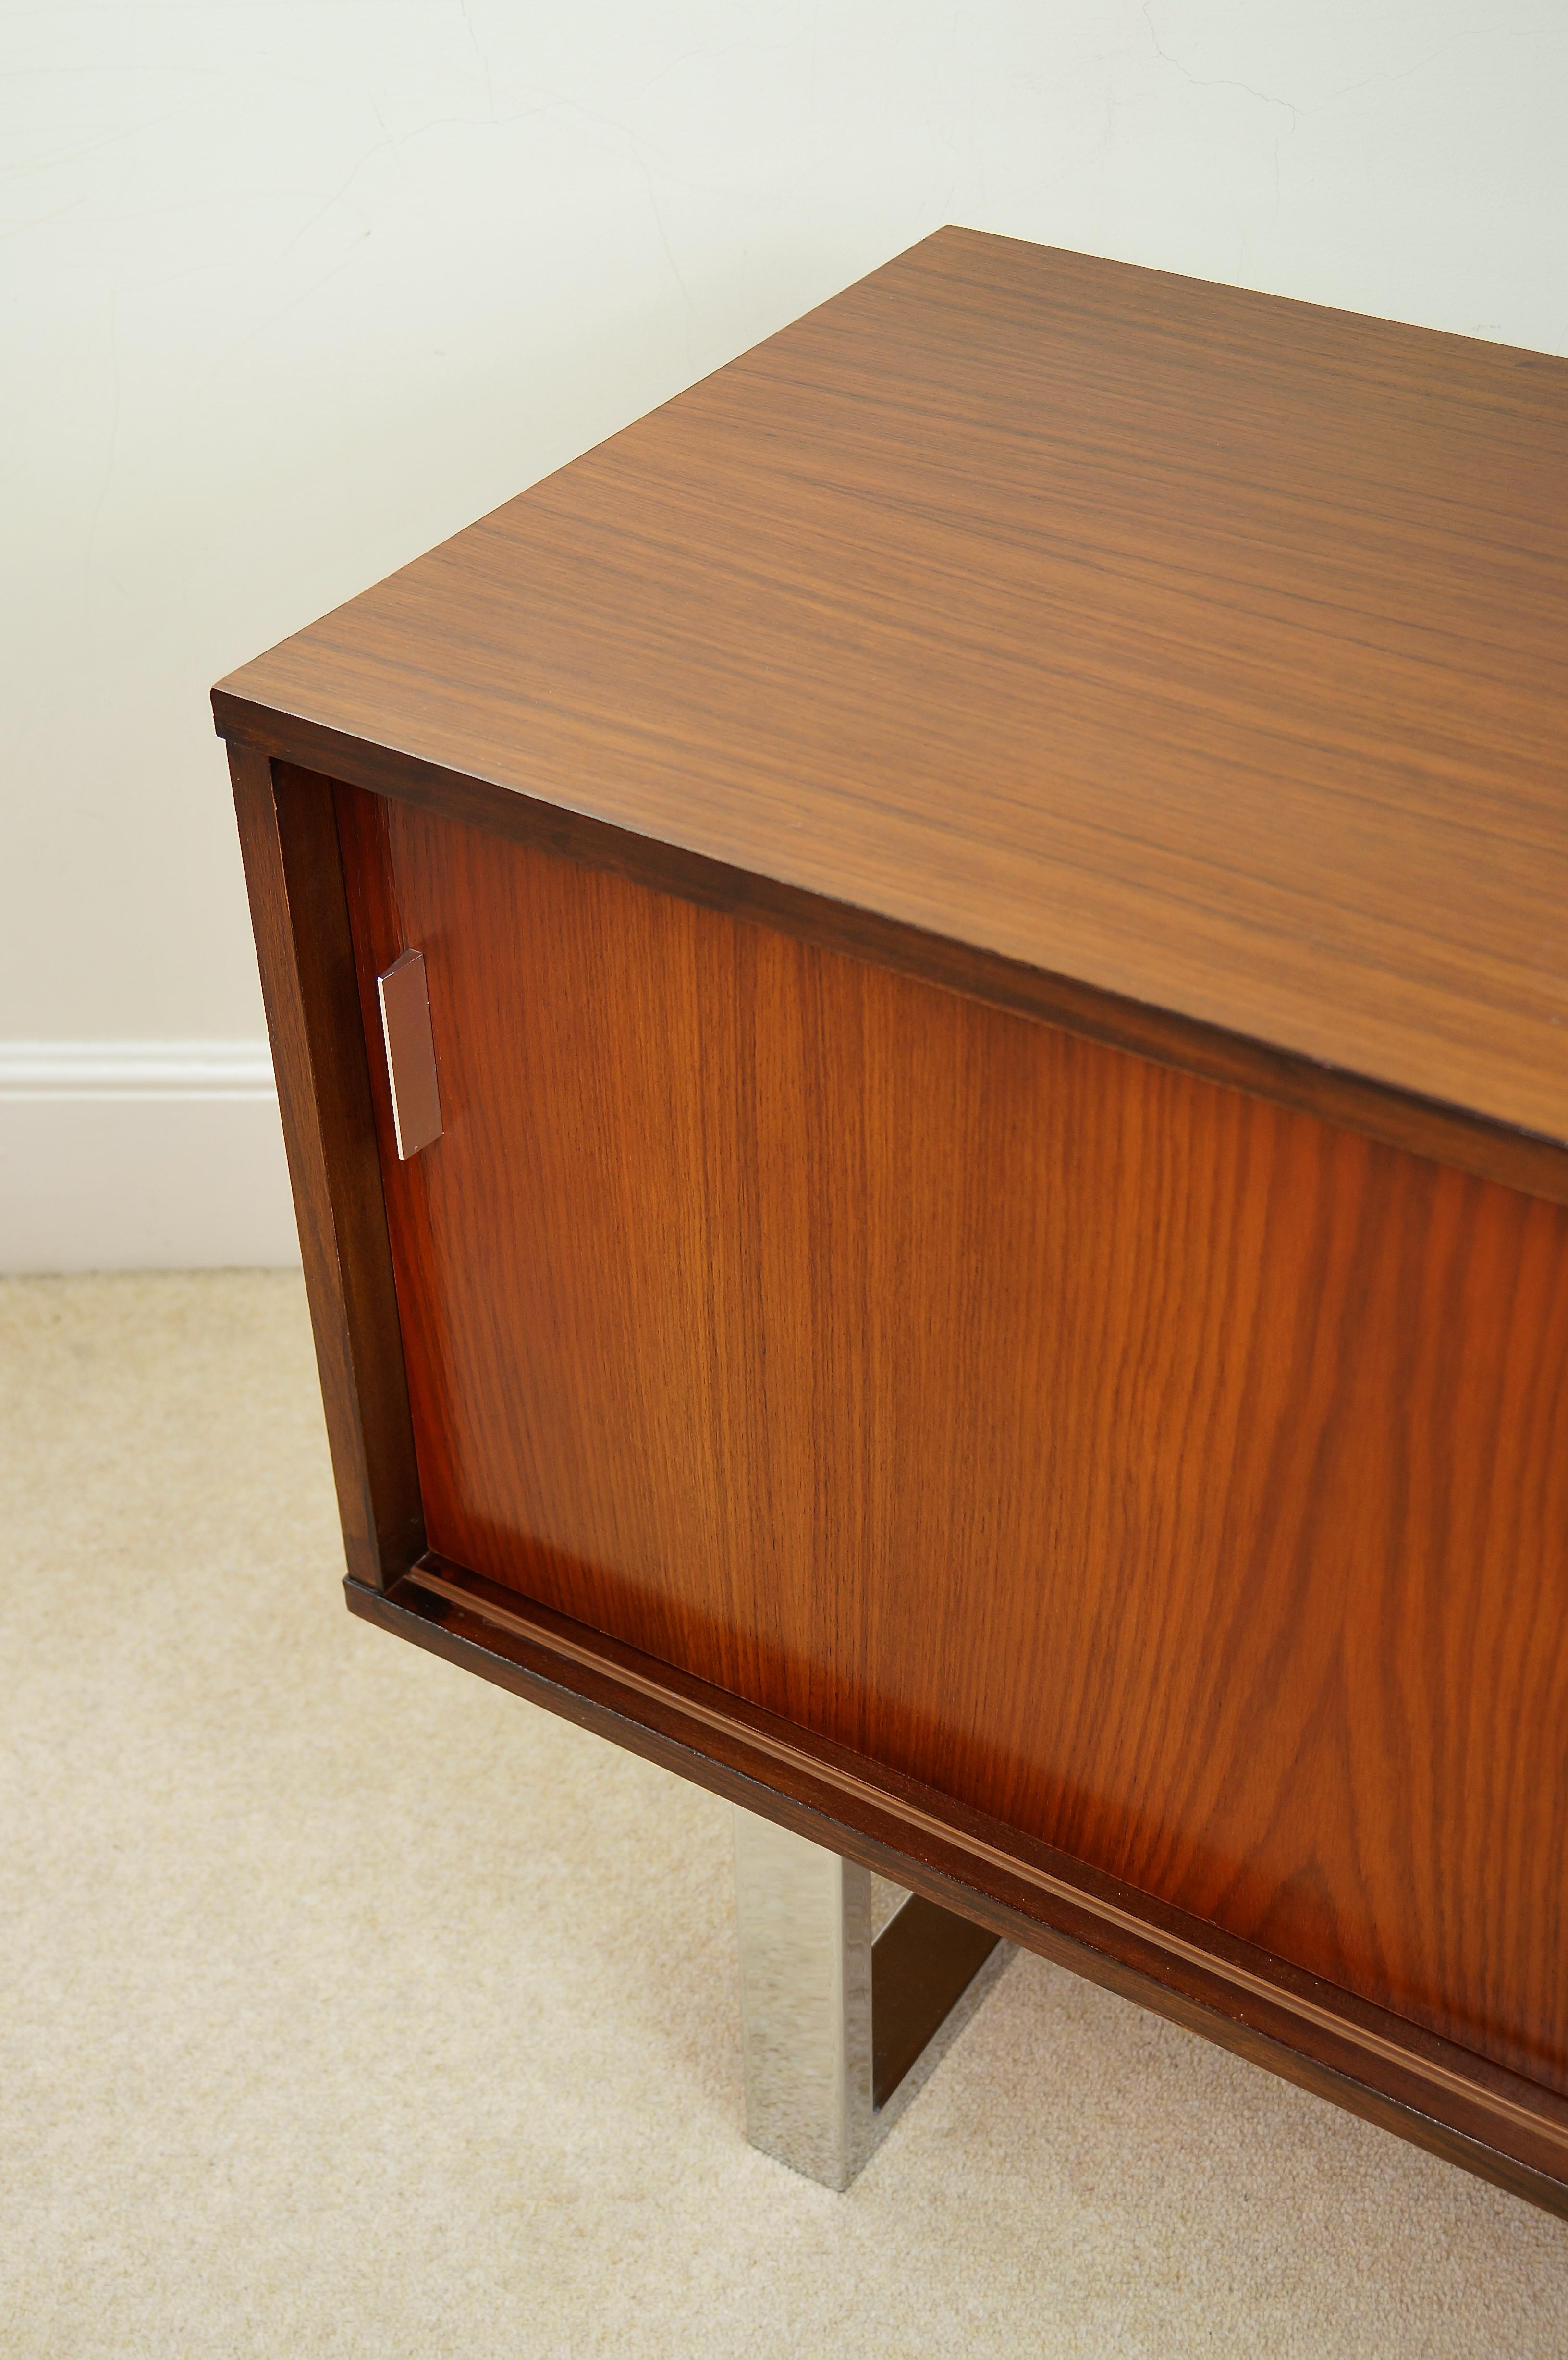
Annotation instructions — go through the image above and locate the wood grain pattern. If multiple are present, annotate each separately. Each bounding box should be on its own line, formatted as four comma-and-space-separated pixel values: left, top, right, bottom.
229, 752, 423, 1587
335, 785, 1568, 2101
216, 227, 1568, 1168
220, 703, 1568, 1207
349, 1566, 1568, 2217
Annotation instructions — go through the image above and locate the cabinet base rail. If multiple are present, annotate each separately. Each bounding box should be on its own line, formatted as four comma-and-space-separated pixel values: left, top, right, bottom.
346, 1564, 1568, 2220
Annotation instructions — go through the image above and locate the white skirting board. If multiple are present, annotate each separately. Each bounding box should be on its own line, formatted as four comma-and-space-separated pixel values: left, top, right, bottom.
0, 1044, 301, 1273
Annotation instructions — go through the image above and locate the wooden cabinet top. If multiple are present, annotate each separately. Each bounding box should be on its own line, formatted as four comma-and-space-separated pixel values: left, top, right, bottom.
214, 226, 1568, 1184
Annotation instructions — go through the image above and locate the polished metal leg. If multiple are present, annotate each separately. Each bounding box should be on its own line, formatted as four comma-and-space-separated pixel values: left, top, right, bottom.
732, 1806, 1011, 2189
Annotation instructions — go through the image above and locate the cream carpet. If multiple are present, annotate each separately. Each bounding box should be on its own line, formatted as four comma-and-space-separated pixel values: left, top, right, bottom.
4, 1272, 1567, 2359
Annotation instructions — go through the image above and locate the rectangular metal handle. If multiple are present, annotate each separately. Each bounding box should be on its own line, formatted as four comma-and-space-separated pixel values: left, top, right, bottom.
376, 948, 443, 1160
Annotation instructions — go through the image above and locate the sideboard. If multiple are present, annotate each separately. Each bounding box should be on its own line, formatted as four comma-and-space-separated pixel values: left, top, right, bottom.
215, 227, 1568, 2213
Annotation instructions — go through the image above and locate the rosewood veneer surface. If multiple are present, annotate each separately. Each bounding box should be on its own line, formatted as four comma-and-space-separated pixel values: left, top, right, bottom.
335, 782, 1568, 2105
217, 229, 1568, 2214
218, 227, 1568, 1181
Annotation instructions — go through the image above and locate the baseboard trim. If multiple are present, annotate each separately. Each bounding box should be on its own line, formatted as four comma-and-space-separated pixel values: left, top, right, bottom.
0, 1040, 300, 1272
0, 1039, 277, 1099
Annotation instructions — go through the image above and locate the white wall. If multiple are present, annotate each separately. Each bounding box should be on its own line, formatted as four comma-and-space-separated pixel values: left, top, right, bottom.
3, 1, 1564, 1266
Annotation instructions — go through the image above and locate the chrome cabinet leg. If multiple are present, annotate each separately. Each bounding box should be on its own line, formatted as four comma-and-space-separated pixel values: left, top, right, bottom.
732, 1806, 1011, 2189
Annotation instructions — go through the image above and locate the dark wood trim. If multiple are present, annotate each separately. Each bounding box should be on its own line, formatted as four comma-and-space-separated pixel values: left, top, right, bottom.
345, 1558, 1568, 2220
212, 704, 1568, 1208
229, 748, 424, 1586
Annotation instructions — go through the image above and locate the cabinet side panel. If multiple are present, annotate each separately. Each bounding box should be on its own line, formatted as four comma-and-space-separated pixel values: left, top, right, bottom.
230, 752, 423, 1585
343, 790, 1568, 2094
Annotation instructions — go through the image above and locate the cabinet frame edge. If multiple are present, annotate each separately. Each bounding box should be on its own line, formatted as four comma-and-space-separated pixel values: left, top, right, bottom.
228, 746, 424, 1587
214, 697, 1568, 1209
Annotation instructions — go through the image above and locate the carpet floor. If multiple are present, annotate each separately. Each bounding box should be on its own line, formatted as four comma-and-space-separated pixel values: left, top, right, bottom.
4, 1271, 1566, 2358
